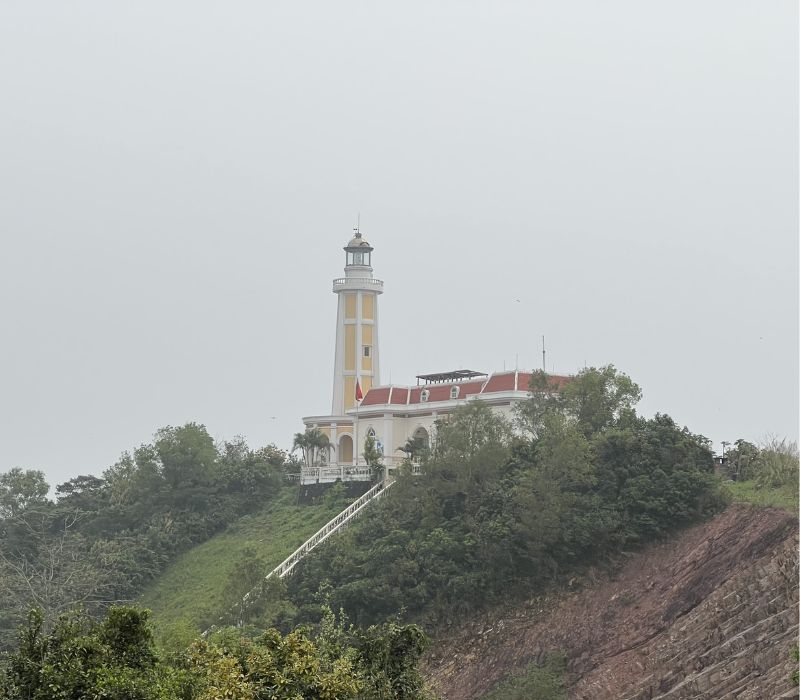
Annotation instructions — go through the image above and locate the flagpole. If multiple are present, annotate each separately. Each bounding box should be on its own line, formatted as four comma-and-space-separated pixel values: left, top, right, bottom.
354, 378, 359, 475
355, 398, 359, 472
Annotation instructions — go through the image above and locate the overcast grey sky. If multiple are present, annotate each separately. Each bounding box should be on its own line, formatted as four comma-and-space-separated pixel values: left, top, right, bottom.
1, 1, 797, 486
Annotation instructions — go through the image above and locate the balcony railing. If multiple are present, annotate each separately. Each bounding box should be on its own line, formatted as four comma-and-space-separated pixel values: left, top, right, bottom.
301, 466, 372, 483
332, 277, 384, 292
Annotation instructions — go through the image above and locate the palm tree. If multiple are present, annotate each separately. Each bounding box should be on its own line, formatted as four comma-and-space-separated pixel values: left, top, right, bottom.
292, 428, 332, 470
396, 438, 419, 458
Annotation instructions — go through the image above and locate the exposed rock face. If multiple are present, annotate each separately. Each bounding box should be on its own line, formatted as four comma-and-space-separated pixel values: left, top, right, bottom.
423, 505, 798, 699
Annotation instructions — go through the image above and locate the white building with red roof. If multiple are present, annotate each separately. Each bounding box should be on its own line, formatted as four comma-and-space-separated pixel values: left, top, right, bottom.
301, 232, 568, 484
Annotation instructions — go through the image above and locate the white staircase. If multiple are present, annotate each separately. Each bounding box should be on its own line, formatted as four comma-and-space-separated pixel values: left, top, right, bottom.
265, 479, 394, 580
208, 480, 395, 633
230, 480, 395, 616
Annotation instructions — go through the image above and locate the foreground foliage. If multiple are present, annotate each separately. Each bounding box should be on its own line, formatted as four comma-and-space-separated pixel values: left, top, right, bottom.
286, 367, 726, 627
0, 605, 432, 700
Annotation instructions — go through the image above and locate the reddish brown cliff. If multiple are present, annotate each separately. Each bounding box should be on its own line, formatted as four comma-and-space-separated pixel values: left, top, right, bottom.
423, 504, 798, 699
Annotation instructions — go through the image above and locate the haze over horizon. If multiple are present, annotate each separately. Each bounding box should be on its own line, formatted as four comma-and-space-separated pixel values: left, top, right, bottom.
1, 1, 797, 486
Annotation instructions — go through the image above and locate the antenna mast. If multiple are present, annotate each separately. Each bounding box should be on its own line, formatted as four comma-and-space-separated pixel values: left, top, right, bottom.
542, 335, 546, 372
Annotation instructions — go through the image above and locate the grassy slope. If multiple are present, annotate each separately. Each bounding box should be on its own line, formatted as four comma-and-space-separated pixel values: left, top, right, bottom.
726, 479, 798, 512
138, 486, 348, 633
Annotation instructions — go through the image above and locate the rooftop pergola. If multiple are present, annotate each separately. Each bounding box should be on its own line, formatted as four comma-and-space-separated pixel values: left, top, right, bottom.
415, 369, 487, 385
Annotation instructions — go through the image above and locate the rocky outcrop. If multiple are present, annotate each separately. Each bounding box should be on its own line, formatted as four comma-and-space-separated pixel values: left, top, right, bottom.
423, 505, 798, 699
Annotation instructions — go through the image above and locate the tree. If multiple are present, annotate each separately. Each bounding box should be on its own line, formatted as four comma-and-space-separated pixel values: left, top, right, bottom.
363, 434, 385, 481
560, 365, 641, 436
515, 370, 566, 438
724, 439, 760, 481
292, 428, 332, 470
754, 437, 799, 488
0, 510, 127, 647
0, 468, 49, 518
155, 423, 219, 489
0, 607, 191, 700
1, 604, 432, 700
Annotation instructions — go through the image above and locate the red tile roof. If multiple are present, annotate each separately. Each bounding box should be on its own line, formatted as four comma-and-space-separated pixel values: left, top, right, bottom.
516, 372, 570, 392
480, 372, 517, 393
359, 371, 571, 408
389, 387, 409, 405
360, 387, 390, 406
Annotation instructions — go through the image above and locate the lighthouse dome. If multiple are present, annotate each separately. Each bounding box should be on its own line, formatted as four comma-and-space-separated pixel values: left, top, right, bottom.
345, 232, 372, 249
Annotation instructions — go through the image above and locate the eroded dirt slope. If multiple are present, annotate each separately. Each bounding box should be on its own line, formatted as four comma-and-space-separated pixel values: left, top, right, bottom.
423, 505, 798, 700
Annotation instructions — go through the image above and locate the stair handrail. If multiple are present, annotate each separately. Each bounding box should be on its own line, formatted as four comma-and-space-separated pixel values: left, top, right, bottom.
264, 479, 393, 581
204, 479, 395, 634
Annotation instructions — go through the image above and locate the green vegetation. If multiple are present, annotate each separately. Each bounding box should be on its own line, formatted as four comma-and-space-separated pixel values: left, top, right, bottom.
0, 424, 295, 650
726, 480, 798, 512
0, 605, 432, 700
3, 363, 793, 697
139, 486, 352, 639
480, 653, 567, 700
284, 367, 727, 627
722, 437, 798, 512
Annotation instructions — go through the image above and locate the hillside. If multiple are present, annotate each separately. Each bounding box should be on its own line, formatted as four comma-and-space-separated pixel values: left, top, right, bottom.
138, 486, 350, 635
422, 503, 799, 699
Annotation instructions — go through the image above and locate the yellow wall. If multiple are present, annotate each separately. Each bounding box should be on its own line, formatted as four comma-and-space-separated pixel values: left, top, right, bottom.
362, 293, 374, 320
344, 376, 356, 409
345, 325, 356, 371
345, 294, 356, 319
361, 325, 373, 371
362, 376, 372, 395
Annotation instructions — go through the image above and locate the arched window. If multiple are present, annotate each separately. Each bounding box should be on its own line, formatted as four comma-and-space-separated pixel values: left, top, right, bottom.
421, 389, 430, 403
338, 435, 354, 463
450, 385, 460, 399
412, 427, 430, 451
367, 427, 376, 438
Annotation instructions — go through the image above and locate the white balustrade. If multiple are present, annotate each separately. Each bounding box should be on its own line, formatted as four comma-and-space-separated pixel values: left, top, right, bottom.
331, 277, 384, 292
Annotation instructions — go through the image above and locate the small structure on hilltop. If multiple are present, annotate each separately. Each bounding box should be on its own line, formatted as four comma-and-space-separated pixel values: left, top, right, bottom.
299, 229, 569, 485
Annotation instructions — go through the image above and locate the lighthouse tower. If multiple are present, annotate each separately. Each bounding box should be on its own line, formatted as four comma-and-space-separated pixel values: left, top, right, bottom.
331, 230, 384, 416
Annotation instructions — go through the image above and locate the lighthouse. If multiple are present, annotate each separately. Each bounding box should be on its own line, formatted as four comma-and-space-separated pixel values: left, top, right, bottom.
330, 230, 384, 416
301, 229, 568, 485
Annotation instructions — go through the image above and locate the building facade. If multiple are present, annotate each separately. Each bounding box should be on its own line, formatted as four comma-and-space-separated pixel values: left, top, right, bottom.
300, 232, 567, 484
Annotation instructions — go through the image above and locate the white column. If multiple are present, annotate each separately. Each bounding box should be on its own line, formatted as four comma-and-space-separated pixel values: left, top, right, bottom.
382, 412, 394, 477
331, 293, 346, 415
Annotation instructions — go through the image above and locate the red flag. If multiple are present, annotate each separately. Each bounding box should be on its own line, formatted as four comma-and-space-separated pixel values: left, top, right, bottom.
355, 380, 363, 402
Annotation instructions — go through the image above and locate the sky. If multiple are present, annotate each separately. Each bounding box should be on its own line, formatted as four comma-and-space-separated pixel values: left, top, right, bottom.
0, 1, 797, 487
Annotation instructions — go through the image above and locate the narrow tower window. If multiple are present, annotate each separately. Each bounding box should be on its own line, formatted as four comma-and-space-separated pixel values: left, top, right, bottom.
364, 346, 371, 357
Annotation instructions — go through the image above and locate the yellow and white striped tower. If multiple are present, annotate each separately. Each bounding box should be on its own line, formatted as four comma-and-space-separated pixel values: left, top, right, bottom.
331, 230, 383, 416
